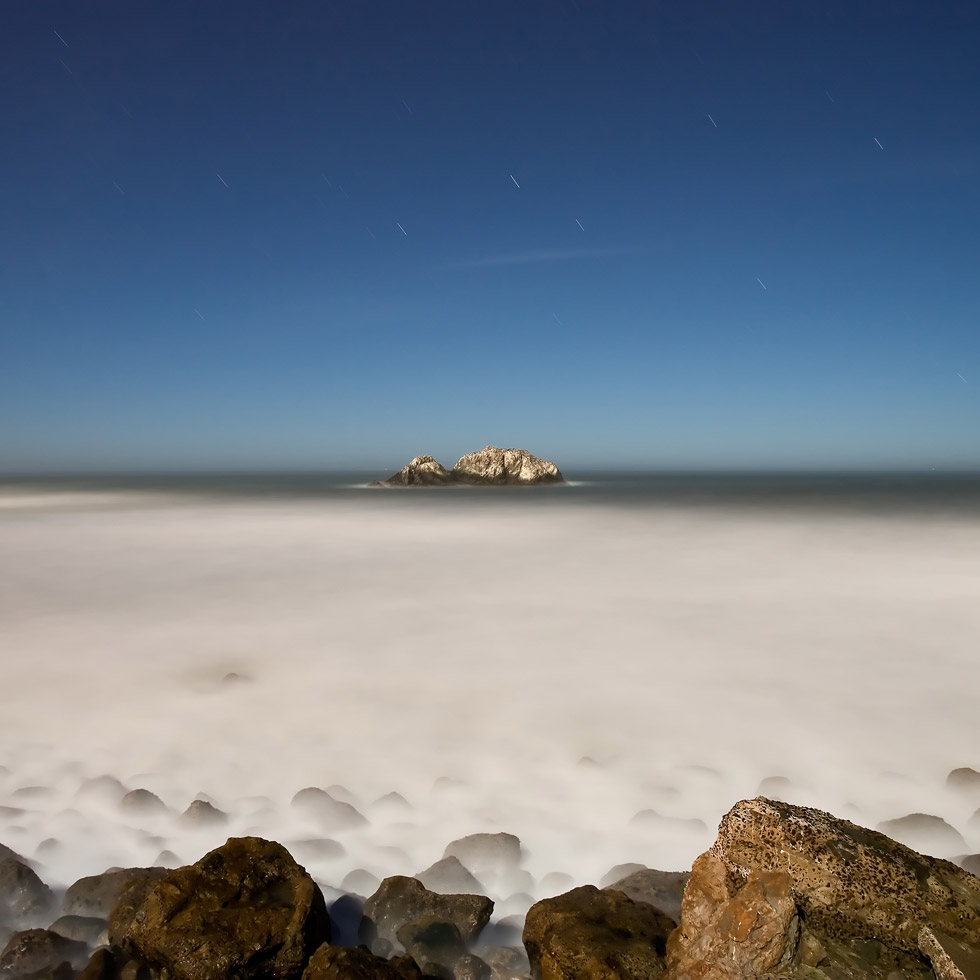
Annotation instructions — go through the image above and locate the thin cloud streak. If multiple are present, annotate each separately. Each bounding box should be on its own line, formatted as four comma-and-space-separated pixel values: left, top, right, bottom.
452, 246, 628, 269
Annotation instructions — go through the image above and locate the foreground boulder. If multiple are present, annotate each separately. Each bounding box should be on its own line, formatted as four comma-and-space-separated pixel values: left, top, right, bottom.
708, 797, 980, 952
452, 448, 563, 486
523, 885, 674, 980
665, 797, 980, 980
123, 837, 330, 980
360, 876, 493, 957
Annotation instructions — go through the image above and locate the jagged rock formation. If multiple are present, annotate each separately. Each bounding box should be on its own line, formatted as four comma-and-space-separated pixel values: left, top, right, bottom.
452, 447, 563, 485
373, 448, 564, 487
664, 796, 980, 980
378, 456, 457, 487
122, 837, 330, 980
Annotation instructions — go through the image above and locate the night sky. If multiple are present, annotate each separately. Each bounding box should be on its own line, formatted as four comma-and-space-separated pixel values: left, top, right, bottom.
3, 1, 978, 471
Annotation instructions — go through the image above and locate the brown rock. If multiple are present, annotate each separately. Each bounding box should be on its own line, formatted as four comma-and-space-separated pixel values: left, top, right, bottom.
62, 869, 165, 921
360, 876, 493, 956
123, 836, 330, 980
452, 448, 563, 486
178, 800, 227, 826
106, 869, 170, 947
919, 927, 980, 980
0, 928, 89, 976
417, 858, 485, 896
709, 797, 980, 953
0, 859, 57, 925
522, 885, 673, 980
301, 944, 415, 980
381, 456, 457, 487
602, 868, 690, 924
665, 853, 800, 980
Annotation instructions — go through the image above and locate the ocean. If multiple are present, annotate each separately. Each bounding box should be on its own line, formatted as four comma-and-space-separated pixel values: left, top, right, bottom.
2, 470, 979, 909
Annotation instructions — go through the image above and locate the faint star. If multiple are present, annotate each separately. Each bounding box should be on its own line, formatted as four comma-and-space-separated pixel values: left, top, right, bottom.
53, 29, 69, 47
708, 114, 717, 127
216, 173, 229, 187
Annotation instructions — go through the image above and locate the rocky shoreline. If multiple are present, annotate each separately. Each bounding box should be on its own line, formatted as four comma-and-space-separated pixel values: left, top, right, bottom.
370, 448, 564, 487
4, 792, 980, 980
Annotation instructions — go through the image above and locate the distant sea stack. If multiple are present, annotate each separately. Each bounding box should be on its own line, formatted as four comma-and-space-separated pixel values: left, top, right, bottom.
371, 447, 564, 487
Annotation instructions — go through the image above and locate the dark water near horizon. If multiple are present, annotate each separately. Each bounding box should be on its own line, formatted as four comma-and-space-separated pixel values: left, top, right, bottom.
3, 469, 980, 515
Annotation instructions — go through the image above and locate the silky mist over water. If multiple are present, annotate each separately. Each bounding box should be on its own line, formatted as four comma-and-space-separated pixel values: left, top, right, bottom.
2, 476, 979, 911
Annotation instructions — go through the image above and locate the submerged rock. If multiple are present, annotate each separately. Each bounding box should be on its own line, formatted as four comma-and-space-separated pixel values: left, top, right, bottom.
360, 876, 493, 956
603, 868, 689, 924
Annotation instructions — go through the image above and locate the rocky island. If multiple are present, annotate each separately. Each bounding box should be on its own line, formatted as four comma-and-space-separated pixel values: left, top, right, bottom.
371, 447, 564, 487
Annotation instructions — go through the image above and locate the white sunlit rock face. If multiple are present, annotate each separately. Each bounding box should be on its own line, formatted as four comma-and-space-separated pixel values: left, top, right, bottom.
1, 492, 979, 912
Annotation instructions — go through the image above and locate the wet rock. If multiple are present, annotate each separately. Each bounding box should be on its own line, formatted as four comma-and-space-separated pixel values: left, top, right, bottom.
947, 769, 980, 795
178, 800, 227, 826
287, 839, 346, 863
523, 885, 673, 980
326, 895, 363, 948
443, 835, 521, 881
0, 860, 57, 925
603, 868, 690, 924
0, 929, 89, 976
47, 915, 107, 947
477, 946, 529, 980
397, 916, 466, 971
122, 838, 329, 980
360, 876, 493, 955
627, 810, 708, 833
598, 863, 646, 888
301, 944, 416, 980
454, 955, 492, 980
958, 855, 980, 878
62, 869, 165, 921
417, 858, 485, 895
0, 847, 27, 868
75, 946, 125, 980
875, 813, 967, 858
452, 448, 563, 486
340, 869, 380, 897
75, 777, 127, 806
151, 851, 181, 869
756, 775, 794, 800
291, 789, 367, 831
106, 869, 171, 947
373, 793, 412, 813
709, 797, 980, 953
119, 791, 168, 816
919, 926, 980, 980
538, 874, 574, 896
10, 789, 51, 804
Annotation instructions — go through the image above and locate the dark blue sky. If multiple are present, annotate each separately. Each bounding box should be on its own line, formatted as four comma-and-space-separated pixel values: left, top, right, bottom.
3, 0, 978, 471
